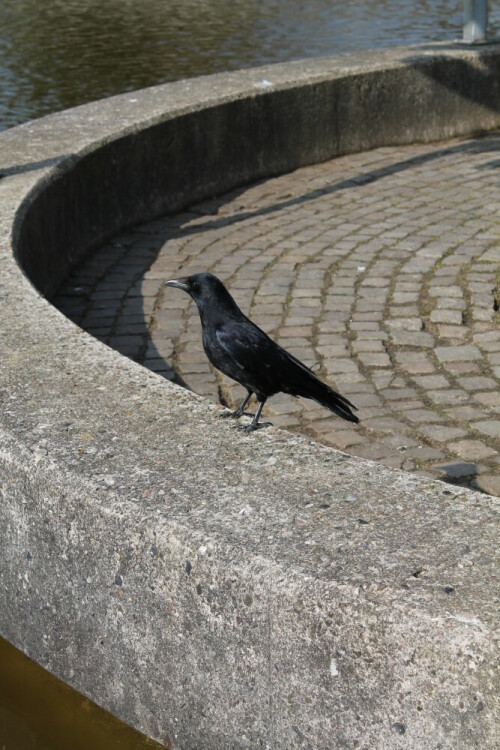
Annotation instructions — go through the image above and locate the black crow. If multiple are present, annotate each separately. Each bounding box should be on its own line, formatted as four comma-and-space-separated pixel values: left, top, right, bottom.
164, 273, 359, 431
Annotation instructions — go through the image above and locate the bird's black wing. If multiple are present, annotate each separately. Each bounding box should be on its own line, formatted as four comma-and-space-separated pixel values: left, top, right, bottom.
216, 321, 358, 422
213, 321, 284, 396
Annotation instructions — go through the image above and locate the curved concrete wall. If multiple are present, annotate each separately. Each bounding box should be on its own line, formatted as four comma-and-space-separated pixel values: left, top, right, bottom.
0, 44, 499, 749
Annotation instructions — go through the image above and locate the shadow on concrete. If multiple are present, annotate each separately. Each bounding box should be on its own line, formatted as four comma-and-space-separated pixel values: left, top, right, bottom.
53, 134, 500, 395
0, 155, 72, 178
403, 44, 500, 113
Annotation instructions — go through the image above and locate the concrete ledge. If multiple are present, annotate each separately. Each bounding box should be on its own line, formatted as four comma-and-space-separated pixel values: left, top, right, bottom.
0, 44, 499, 748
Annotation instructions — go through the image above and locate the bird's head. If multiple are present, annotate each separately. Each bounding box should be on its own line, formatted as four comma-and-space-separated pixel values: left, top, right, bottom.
164, 272, 237, 315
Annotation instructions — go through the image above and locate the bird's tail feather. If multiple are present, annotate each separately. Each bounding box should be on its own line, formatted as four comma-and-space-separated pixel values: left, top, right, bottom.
302, 378, 359, 423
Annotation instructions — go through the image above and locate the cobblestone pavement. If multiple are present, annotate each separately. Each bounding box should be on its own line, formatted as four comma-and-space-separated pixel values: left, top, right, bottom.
55, 132, 500, 496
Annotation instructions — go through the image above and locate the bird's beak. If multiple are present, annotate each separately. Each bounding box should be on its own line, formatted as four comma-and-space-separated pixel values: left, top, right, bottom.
164, 277, 190, 292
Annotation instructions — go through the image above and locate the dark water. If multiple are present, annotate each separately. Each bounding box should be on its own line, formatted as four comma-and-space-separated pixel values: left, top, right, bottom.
0, 637, 162, 750
1, 0, 499, 130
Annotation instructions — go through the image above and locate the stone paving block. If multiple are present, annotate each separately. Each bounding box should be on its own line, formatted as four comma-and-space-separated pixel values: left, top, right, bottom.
434, 297, 466, 310
386, 400, 425, 413
179, 349, 207, 365
379, 433, 420, 450
450, 440, 498, 461
474, 330, 500, 346
380, 387, 418, 401
473, 391, 500, 408
388, 305, 420, 318
114, 322, 148, 335
331, 374, 367, 389
386, 318, 423, 331
411, 374, 449, 389
180, 359, 210, 380
418, 424, 468, 442
471, 420, 500, 439
473, 474, 500, 496
404, 446, 446, 460
81, 313, 115, 327
90, 289, 127, 301
350, 321, 381, 331
279, 326, 313, 337
355, 301, 385, 313
355, 330, 388, 340
356, 352, 392, 367
395, 357, 435, 376
458, 376, 498, 391
435, 325, 468, 340
323, 358, 360, 374
435, 345, 482, 362
347, 392, 382, 407
428, 285, 463, 298
285, 316, 316, 326
393, 281, 420, 292
392, 291, 419, 303
316, 345, 350, 358
444, 405, 486, 423
144, 357, 175, 372
312, 428, 366, 450
481, 247, 500, 261
266, 399, 302, 416
362, 417, 411, 434
144, 338, 173, 357
359, 277, 390, 288
389, 330, 434, 347
378, 454, 405, 469
108, 334, 145, 348
442, 361, 480, 375
427, 389, 470, 405
472, 308, 495, 324
370, 372, 395, 389
351, 310, 384, 322
351, 340, 386, 353
350, 443, 395, 460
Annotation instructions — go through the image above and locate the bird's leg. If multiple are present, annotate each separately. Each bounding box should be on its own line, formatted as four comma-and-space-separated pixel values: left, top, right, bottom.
233, 391, 253, 418
220, 391, 253, 420
239, 399, 272, 432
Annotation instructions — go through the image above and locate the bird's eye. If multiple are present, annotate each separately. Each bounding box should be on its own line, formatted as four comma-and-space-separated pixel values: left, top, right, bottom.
191, 282, 199, 292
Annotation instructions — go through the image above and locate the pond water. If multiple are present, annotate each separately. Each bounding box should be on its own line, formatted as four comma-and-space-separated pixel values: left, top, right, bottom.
0, 637, 163, 750
1, 0, 499, 130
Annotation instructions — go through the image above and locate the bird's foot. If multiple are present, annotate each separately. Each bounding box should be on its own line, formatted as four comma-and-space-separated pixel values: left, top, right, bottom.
219, 409, 244, 420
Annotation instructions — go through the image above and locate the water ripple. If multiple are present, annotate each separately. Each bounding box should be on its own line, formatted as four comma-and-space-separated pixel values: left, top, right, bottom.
0, 0, 498, 129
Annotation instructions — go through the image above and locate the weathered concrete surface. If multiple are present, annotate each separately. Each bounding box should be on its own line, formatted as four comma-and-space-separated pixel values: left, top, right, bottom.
0, 44, 499, 748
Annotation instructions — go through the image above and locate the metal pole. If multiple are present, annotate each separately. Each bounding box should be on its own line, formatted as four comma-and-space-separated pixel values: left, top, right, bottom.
463, 0, 488, 43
